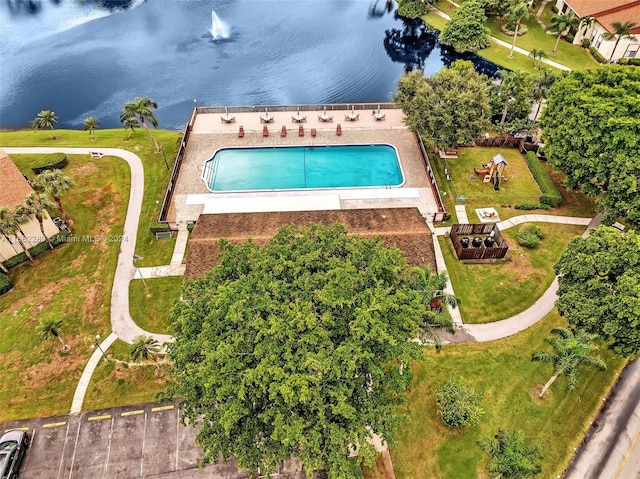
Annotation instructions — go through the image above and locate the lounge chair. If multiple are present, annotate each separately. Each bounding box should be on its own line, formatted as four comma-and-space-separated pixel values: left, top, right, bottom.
298, 125, 304, 137
281, 125, 287, 137
263, 126, 269, 137
238, 126, 244, 138
336, 124, 342, 136
311, 128, 317, 137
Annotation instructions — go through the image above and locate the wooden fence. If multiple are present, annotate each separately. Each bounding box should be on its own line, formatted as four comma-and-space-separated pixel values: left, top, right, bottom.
415, 134, 447, 222
450, 223, 508, 260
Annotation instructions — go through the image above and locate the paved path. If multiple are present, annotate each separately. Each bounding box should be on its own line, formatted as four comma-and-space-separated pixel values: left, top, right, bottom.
428, 6, 572, 71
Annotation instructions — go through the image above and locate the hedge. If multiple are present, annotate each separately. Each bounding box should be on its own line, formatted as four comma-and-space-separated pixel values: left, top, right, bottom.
589, 47, 607, 64
2, 231, 70, 269
0, 272, 13, 296
31, 153, 68, 174
525, 152, 562, 207
515, 203, 550, 210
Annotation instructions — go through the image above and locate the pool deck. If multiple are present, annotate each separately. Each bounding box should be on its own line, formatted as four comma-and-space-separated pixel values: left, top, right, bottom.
167, 107, 439, 226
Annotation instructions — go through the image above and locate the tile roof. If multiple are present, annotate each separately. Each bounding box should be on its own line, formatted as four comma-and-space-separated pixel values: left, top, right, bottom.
0, 150, 34, 209
184, 208, 436, 280
565, 0, 640, 33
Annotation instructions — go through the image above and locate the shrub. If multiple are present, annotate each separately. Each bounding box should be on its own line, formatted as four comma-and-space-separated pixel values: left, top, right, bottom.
589, 47, 607, 63
565, 33, 575, 43
581, 38, 591, 48
31, 153, 68, 174
436, 377, 484, 427
515, 203, 550, 210
629, 58, 640, 66
516, 224, 545, 249
2, 232, 69, 269
525, 152, 562, 207
391, 362, 413, 390
0, 272, 13, 296
618, 58, 629, 65
551, 5, 559, 13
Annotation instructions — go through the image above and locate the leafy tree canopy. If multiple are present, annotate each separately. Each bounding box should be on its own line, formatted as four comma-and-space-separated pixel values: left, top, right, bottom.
164, 223, 434, 478
554, 226, 640, 358
440, 0, 491, 53
436, 376, 484, 427
540, 67, 640, 227
395, 60, 491, 148
397, 0, 434, 18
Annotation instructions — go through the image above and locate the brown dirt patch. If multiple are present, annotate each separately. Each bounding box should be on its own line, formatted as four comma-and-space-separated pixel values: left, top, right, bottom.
18, 341, 85, 388
73, 162, 98, 176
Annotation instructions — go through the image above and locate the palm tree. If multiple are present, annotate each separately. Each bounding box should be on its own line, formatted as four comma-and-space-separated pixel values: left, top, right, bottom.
32, 110, 58, 138
529, 48, 546, 69
33, 170, 75, 222
532, 69, 556, 121
37, 318, 70, 351
498, 69, 528, 125
480, 429, 542, 478
602, 21, 638, 63
580, 16, 594, 36
83, 117, 99, 141
13, 204, 37, 248
532, 327, 606, 398
120, 97, 160, 151
506, 3, 531, 58
0, 208, 33, 260
24, 192, 57, 250
130, 335, 162, 373
0, 209, 19, 256
548, 13, 580, 53
123, 117, 139, 140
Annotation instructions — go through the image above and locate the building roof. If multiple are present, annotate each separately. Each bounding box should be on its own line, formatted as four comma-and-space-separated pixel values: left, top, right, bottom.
184, 208, 436, 280
565, 0, 640, 34
0, 150, 33, 209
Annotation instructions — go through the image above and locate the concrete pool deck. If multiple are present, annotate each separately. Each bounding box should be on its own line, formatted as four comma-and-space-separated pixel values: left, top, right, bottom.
167, 108, 439, 226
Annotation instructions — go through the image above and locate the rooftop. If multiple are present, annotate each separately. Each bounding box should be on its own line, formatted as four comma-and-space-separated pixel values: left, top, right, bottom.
0, 150, 33, 209
564, 0, 640, 34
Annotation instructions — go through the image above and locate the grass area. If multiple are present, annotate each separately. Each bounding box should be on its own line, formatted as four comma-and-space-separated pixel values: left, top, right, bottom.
539, 1, 555, 26
129, 277, 183, 335
82, 339, 168, 411
0, 129, 180, 421
440, 222, 586, 323
393, 309, 626, 478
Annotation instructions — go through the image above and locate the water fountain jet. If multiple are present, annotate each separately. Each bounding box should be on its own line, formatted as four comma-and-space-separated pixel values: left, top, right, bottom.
211, 10, 230, 40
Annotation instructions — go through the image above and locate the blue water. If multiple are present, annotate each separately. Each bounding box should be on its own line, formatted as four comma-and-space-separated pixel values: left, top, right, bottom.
203, 144, 403, 191
0, 0, 500, 131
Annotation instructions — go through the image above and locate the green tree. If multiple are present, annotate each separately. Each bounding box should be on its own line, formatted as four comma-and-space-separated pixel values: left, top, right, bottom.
0, 207, 33, 261
395, 60, 490, 148
82, 116, 99, 140
532, 327, 606, 397
480, 429, 542, 478
440, 0, 491, 53
493, 69, 533, 126
24, 192, 57, 250
554, 226, 640, 358
579, 16, 594, 37
31, 110, 58, 136
130, 335, 162, 373
540, 67, 640, 226
531, 69, 556, 121
123, 117, 139, 140
37, 318, 70, 352
436, 377, 484, 427
33, 170, 75, 222
120, 97, 160, 151
163, 223, 431, 478
547, 13, 580, 53
397, 0, 434, 18
602, 21, 638, 63
529, 48, 546, 69
506, 3, 532, 58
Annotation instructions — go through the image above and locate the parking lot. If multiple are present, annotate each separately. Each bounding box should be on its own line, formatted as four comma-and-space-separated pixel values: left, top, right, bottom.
1, 401, 305, 478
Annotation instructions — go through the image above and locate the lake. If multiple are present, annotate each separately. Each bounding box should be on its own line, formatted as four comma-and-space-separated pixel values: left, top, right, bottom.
0, 0, 499, 130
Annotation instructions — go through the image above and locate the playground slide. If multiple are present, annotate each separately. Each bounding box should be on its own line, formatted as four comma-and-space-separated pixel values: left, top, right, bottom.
474, 167, 490, 175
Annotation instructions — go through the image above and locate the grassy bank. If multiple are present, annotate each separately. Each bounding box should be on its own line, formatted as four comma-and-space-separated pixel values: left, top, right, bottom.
129, 277, 183, 335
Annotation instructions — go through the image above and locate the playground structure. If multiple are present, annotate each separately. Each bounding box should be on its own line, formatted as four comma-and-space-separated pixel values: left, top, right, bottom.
474, 154, 508, 191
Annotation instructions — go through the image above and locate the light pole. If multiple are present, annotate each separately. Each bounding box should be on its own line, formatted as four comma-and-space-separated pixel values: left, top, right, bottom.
91, 334, 109, 362
133, 254, 150, 295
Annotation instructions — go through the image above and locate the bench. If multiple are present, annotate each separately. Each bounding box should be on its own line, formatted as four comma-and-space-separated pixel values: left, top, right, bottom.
90, 151, 104, 159
155, 231, 174, 240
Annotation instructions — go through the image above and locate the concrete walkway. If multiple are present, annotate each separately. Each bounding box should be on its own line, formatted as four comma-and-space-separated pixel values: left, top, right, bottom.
428, 6, 572, 71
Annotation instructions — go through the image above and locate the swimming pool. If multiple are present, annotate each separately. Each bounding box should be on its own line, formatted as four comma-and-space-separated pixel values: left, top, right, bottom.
201, 144, 404, 192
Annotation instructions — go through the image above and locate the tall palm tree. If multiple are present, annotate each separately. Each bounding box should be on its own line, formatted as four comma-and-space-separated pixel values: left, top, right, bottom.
548, 13, 580, 53
506, 3, 531, 58
532, 69, 556, 121
602, 21, 638, 63
24, 192, 57, 250
0, 209, 19, 256
82, 116, 99, 140
498, 69, 528, 125
532, 327, 606, 398
0, 208, 33, 260
130, 335, 162, 366
32, 110, 58, 138
37, 318, 70, 351
123, 117, 139, 140
529, 48, 546, 69
33, 170, 75, 222
120, 97, 160, 151
579, 16, 594, 36
13, 204, 37, 248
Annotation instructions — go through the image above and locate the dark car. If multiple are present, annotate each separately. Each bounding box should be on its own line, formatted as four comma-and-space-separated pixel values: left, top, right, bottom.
0, 430, 29, 479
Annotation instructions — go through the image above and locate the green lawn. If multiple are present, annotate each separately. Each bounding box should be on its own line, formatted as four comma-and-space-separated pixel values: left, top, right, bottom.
129, 277, 183, 334
393, 309, 626, 478
440, 222, 586, 323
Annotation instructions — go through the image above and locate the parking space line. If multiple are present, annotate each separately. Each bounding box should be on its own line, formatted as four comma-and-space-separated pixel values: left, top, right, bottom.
140, 412, 148, 478
4, 426, 29, 432
121, 409, 145, 417
68, 419, 82, 479
43, 421, 67, 429
151, 405, 174, 412
88, 414, 111, 421
57, 422, 71, 479
103, 417, 115, 478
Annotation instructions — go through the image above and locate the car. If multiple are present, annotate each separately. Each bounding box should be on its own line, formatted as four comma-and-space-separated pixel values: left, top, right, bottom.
0, 430, 29, 479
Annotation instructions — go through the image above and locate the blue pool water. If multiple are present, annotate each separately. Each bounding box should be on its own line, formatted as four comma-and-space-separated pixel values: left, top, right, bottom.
202, 144, 404, 192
